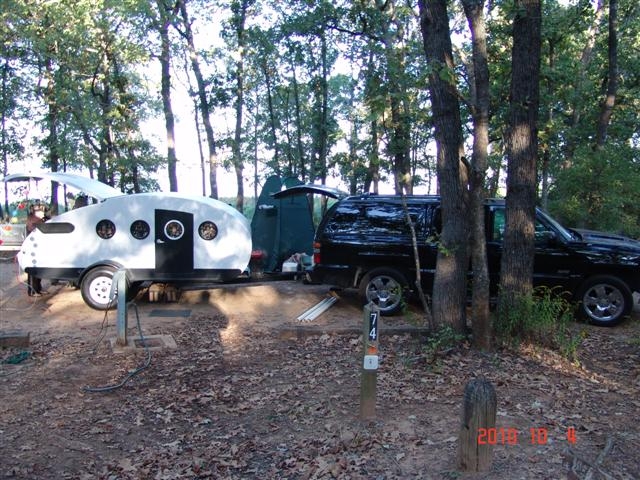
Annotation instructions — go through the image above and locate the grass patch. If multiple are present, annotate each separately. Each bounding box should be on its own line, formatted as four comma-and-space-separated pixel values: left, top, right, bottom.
494, 287, 583, 361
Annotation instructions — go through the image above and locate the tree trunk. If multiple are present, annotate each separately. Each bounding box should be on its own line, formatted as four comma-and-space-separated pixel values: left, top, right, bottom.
44, 51, 61, 212
376, 0, 412, 195
232, 0, 250, 212
364, 118, 380, 194
156, 0, 178, 192
594, 0, 618, 149
419, 0, 468, 332
540, 39, 554, 211
565, 0, 604, 163
262, 57, 280, 173
193, 98, 206, 196
176, 0, 218, 198
348, 80, 360, 195
317, 32, 329, 187
291, 67, 306, 181
253, 91, 259, 199
462, 0, 491, 350
363, 50, 380, 195
1, 63, 8, 215
389, 91, 412, 195
499, 0, 542, 306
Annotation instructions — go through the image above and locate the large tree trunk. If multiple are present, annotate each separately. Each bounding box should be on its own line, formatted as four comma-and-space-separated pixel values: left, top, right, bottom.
156, 0, 178, 192
462, 0, 491, 350
499, 0, 542, 306
419, 0, 469, 332
176, 0, 218, 198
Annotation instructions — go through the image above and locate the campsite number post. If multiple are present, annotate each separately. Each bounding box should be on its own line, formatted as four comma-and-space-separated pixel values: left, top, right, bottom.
360, 302, 380, 419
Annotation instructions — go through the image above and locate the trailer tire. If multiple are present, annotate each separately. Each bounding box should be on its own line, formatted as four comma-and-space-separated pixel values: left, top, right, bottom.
80, 266, 141, 310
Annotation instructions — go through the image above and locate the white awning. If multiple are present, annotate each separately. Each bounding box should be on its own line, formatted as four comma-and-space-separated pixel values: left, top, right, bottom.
2, 172, 122, 201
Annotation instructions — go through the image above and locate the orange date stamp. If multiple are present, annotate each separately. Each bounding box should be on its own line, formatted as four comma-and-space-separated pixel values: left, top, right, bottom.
477, 427, 577, 446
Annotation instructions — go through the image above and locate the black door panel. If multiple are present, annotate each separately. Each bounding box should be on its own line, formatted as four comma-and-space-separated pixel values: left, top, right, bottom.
155, 209, 194, 273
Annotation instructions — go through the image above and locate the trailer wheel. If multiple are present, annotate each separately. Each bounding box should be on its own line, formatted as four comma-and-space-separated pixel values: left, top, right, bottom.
80, 266, 141, 310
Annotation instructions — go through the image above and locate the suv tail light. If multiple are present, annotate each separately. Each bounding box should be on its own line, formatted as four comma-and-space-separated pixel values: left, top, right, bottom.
313, 242, 321, 265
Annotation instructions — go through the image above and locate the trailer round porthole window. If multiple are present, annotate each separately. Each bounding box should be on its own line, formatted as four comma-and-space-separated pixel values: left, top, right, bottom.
164, 220, 184, 240
198, 221, 218, 240
130, 220, 150, 240
96, 219, 116, 239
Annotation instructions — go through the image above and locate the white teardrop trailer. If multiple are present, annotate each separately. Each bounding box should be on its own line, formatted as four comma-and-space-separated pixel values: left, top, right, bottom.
3, 172, 252, 310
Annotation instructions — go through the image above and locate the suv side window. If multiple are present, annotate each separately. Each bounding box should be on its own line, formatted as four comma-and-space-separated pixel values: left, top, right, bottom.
364, 204, 425, 235
325, 205, 362, 234
491, 207, 557, 244
324, 202, 425, 236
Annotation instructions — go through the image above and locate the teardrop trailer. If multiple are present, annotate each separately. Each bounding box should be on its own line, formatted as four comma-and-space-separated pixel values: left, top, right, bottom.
3, 172, 253, 310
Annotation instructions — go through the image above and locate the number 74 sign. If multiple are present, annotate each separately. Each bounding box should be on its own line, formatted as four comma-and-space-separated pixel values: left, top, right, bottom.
363, 305, 379, 370
368, 311, 378, 342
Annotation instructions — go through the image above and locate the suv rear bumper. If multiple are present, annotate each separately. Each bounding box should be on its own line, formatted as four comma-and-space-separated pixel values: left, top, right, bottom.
309, 265, 357, 288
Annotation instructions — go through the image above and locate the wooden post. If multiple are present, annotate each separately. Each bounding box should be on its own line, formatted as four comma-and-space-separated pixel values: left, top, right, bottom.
360, 303, 380, 420
458, 377, 497, 472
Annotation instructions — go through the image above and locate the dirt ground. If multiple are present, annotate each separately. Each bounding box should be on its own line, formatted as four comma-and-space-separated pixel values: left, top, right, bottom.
1, 252, 639, 480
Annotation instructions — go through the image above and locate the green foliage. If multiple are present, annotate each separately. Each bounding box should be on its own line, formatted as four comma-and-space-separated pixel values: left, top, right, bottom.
548, 144, 640, 238
495, 287, 582, 361
2, 0, 639, 231
2, 0, 163, 190
422, 324, 466, 364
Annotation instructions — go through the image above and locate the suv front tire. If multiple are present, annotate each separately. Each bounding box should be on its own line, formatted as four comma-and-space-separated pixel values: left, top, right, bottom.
577, 275, 632, 326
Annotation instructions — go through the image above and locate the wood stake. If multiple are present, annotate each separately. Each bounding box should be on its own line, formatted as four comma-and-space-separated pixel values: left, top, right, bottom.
458, 377, 497, 472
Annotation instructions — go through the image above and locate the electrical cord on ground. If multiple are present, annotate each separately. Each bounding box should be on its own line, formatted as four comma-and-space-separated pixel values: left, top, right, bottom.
0, 252, 19, 263
83, 302, 152, 393
87, 294, 116, 353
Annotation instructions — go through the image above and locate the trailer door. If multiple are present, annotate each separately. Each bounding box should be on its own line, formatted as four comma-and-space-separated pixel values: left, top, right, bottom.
155, 209, 194, 273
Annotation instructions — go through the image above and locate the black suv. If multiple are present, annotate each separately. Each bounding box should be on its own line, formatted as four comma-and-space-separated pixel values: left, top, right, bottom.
275, 187, 640, 326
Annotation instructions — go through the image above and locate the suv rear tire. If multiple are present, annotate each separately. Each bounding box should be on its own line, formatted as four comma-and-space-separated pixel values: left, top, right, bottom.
359, 268, 408, 315
576, 275, 632, 327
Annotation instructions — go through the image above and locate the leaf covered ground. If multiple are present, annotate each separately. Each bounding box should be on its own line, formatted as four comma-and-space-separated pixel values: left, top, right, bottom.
1, 265, 639, 480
